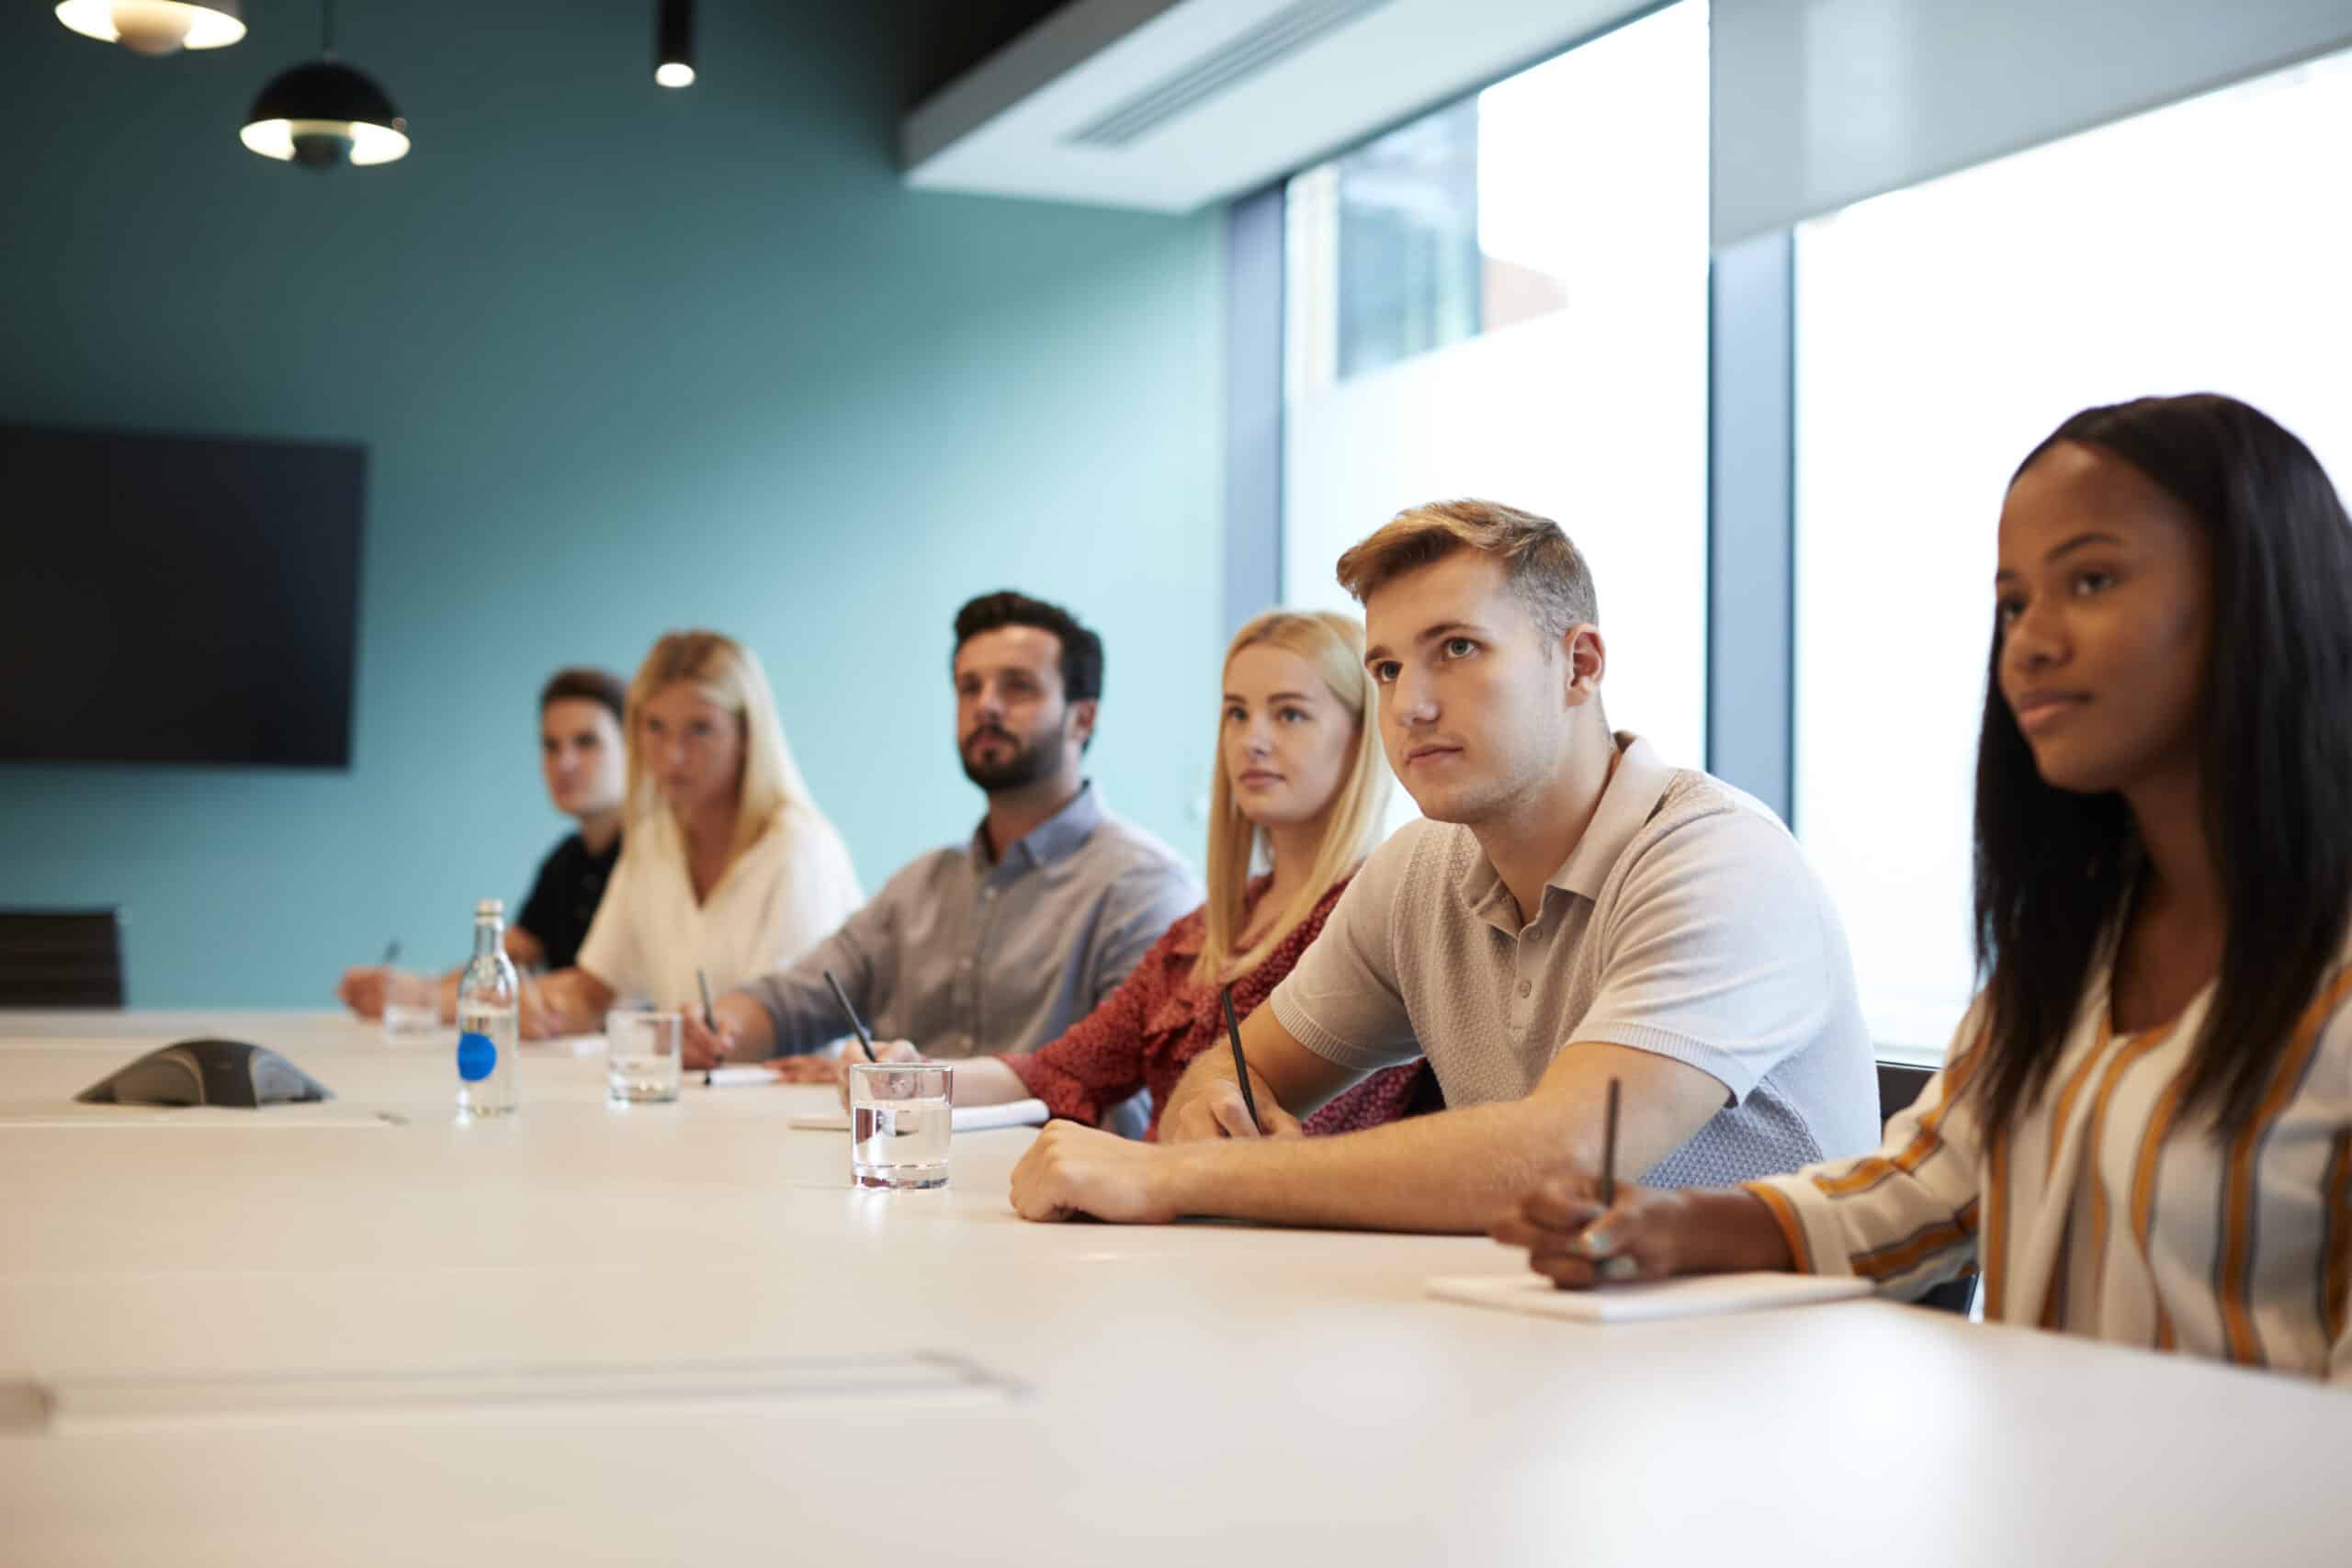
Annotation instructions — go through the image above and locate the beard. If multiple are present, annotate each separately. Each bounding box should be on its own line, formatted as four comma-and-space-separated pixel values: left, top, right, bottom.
960, 724, 1060, 792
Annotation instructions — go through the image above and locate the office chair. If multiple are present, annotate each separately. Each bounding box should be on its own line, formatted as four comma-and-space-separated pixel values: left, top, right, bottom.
0, 908, 126, 1008
1874, 1061, 1979, 1316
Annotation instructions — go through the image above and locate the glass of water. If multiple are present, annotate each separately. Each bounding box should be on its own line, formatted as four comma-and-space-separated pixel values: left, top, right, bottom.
381, 970, 442, 1038
605, 1010, 683, 1104
848, 1062, 952, 1189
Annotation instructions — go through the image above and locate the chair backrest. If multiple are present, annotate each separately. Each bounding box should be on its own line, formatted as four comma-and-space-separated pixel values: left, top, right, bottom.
1874, 1058, 1977, 1316
1876, 1062, 1937, 1126
0, 908, 125, 1008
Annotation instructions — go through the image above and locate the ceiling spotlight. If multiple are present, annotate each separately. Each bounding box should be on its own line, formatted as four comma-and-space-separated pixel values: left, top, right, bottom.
55, 1, 246, 55
240, 2, 407, 169
656, 0, 695, 88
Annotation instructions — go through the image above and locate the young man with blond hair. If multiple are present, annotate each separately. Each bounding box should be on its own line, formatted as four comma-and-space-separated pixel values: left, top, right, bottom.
1009, 500, 1877, 1230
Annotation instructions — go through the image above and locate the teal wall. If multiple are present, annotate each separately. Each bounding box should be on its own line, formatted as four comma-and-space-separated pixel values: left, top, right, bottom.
0, 2, 1225, 1005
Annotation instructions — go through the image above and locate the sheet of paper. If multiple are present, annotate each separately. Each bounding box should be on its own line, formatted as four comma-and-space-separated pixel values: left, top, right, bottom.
697, 1066, 779, 1088
787, 1099, 1052, 1134
1426, 1270, 1871, 1324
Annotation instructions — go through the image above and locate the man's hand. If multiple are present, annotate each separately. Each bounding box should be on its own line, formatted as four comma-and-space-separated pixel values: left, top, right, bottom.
680, 1009, 737, 1071
515, 975, 559, 1041
336, 965, 389, 1020
1157, 1073, 1302, 1144
830, 1040, 921, 1105
1009, 1121, 1189, 1224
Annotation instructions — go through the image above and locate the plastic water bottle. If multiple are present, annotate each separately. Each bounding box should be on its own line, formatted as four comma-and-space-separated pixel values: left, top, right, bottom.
455, 898, 518, 1118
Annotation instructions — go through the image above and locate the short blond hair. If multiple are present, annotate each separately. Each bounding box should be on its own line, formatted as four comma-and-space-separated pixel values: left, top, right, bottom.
1334, 499, 1599, 646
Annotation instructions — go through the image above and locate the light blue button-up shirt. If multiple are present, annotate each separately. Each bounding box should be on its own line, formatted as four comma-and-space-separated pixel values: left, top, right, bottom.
738, 782, 1202, 1063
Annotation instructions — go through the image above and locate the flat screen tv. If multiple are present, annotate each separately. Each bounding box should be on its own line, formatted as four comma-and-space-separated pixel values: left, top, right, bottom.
0, 423, 366, 768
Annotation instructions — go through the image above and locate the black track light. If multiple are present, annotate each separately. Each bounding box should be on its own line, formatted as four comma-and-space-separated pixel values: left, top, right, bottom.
656, 0, 695, 88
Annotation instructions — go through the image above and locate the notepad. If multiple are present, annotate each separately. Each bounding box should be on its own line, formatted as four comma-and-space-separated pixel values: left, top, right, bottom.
787, 1100, 1052, 1134
698, 1066, 779, 1088
1427, 1270, 1871, 1324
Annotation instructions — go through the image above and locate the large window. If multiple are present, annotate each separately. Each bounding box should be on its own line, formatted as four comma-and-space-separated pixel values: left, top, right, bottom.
1282, 2, 1713, 785
1794, 45, 2352, 1057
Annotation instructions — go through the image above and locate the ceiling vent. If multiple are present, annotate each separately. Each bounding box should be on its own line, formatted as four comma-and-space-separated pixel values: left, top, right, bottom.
903, 0, 1647, 213
1065, 0, 1396, 148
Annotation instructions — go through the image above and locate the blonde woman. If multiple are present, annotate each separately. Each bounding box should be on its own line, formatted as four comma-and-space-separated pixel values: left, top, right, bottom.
909, 610, 1431, 1136
524, 631, 863, 1039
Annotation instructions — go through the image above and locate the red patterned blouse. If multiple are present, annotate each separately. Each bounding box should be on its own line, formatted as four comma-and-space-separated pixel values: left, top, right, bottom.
998, 874, 1429, 1140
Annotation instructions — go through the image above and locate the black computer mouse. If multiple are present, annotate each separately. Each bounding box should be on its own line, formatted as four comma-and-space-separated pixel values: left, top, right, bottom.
76, 1039, 334, 1108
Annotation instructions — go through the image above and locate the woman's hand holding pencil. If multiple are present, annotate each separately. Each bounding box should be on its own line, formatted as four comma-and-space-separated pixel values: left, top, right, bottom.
1491, 1081, 1800, 1291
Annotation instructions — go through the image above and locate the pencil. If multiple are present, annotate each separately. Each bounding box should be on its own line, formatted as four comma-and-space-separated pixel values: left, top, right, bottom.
696, 968, 718, 1086
1600, 1077, 1622, 1208
824, 969, 880, 1064
1219, 985, 1262, 1133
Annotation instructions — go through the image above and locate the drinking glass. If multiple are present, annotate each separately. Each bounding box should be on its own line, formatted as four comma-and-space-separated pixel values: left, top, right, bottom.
848, 1062, 952, 1189
381, 970, 442, 1038
606, 1010, 683, 1104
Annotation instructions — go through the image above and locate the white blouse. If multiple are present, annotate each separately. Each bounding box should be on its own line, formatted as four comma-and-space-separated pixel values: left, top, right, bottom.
574, 799, 865, 1016
1751, 944, 2352, 1382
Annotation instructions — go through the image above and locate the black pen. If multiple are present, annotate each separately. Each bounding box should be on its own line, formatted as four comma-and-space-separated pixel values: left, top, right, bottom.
1219, 985, 1262, 1134
696, 968, 718, 1086
824, 969, 879, 1063
1599, 1077, 1622, 1208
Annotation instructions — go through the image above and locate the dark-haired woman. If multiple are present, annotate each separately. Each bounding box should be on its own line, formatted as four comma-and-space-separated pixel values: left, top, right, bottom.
1495, 392, 2352, 1381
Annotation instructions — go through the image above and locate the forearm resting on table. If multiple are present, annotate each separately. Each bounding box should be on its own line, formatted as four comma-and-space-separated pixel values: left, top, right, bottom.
530, 969, 614, 1035
1669, 1189, 1797, 1274
712, 992, 777, 1058
1152, 1042, 1734, 1232
943, 1055, 1029, 1108
1154, 1097, 1596, 1233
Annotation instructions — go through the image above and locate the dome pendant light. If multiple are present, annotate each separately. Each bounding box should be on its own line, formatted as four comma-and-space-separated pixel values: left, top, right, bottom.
239, 0, 408, 169
55, 1, 246, 55
655, 0, 695, 88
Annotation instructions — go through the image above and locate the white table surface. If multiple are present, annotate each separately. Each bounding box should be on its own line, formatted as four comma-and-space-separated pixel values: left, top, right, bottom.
1, 1010, 2346, 1566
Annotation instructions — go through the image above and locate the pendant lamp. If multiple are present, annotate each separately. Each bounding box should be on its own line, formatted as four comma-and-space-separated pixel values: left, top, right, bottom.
655, 0, 695, 87
55, 1, 244, 54
239, 0, 407, 169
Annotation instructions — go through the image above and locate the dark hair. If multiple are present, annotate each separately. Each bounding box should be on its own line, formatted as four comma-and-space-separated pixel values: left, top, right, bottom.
538, 666, 627, 725
951, 591, 1104, 704
1973, 393, 2352, 1137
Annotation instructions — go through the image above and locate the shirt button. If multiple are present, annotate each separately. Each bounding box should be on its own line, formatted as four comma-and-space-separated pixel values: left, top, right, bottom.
982, 886, 999, 900
1516, 978, 1532, 998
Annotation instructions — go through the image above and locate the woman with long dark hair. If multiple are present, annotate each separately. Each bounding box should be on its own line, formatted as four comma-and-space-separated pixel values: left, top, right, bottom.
1495, 393, 2352, 1379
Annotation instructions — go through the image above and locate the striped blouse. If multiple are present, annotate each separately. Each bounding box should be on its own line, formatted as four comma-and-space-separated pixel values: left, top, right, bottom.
1747, 957, 2352, 1382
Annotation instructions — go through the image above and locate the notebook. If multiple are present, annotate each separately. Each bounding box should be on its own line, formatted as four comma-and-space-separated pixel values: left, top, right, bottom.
787, 1100, 1053, 1134
1427, 1270, 1871, 1324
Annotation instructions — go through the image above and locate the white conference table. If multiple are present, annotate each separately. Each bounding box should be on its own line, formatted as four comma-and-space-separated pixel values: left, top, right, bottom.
1, 1010, 2346, 1567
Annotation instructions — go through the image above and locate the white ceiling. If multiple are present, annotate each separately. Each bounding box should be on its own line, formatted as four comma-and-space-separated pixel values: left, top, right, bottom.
901, 0, 1647, 212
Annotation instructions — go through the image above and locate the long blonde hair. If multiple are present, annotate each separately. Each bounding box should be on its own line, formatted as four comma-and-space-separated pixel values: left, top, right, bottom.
623, 630, 814, 863
1192, 610, 1390, 985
